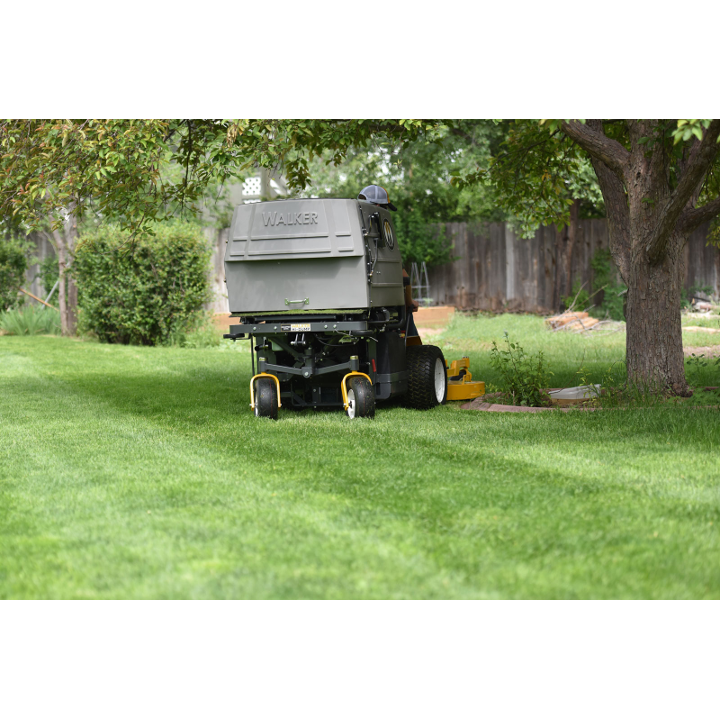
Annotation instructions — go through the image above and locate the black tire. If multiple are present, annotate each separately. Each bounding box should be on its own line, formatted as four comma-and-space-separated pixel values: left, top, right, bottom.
254, 377, 278, 420
406, 345, 448, 410
346, 376, 375, 419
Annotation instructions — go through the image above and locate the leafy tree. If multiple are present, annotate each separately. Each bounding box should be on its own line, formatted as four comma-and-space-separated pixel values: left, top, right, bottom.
302, 120, 508, 266
473, 119, 720, 395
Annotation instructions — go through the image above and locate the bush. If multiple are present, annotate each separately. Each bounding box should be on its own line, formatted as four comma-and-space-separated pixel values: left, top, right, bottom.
0, 237, 28, 311
488, 332, 553, 407
0, 305, 60, 335
73, 222, 212, 346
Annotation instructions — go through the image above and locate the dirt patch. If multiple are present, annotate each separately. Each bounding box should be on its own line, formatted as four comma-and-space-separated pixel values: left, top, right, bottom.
414, 306, 455, 328
418, 327, 444, 340
461, 389, 598, 413
213, 313, 232, 333
684, 346, 720, 358
460, 399, 595, 413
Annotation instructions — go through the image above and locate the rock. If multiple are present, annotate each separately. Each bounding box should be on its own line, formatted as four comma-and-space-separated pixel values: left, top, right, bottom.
691, 300, 713, 312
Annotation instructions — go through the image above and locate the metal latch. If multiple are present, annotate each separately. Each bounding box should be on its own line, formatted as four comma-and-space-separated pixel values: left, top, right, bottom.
285, 297, 309, 306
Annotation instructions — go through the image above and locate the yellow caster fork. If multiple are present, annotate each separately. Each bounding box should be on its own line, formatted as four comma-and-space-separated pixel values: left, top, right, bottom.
341, 372, 374, 419
250, 373, 282, 410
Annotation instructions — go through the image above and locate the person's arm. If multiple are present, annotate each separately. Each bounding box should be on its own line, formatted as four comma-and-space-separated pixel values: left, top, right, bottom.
403, 269, 419, 312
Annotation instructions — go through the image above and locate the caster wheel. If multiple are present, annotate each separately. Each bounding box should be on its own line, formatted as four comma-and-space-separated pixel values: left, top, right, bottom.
346, 376, 375, 419
254, 377, 278, 420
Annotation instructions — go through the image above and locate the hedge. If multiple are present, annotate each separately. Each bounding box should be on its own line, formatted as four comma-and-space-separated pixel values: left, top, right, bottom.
73, 222, 212, 345
0, 237, 28, 311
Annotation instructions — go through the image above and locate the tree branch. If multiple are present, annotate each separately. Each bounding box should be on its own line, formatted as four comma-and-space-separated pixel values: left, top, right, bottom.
678, 195, 720, 234
561, 120, 630, 182
449, 127, 476, 147
647, 119, 720, 262
590, 153, 632, 282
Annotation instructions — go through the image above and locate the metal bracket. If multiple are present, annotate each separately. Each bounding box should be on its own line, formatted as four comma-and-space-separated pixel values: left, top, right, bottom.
285, 297, 309, 306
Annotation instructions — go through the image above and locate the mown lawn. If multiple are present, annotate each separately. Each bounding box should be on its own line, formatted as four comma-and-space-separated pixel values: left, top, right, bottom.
1, 314, 719, 599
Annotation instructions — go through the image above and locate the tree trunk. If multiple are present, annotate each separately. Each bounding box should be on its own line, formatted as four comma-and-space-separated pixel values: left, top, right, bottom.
52, 208, 78, 337
64, 210, 78, 335
53, 227, 68, 336
624, 235, 689, 395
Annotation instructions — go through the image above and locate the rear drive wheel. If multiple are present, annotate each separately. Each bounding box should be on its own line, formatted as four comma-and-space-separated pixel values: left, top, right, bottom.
406, 345, 448, 409
346, 376, 375, 419
254, 377, 278, 420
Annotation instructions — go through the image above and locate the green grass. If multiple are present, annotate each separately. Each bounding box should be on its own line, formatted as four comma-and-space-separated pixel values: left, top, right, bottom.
437, 312, 720, 400
1, 315, 719, 599
682, 313, 720, 330
435, 312, 628, 388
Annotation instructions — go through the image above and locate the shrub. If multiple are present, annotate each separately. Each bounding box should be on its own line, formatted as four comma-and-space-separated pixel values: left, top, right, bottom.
0, 305, 60, 335
73, 222, 212, 346
488, 332, 553, 407
0, 237, 28, 311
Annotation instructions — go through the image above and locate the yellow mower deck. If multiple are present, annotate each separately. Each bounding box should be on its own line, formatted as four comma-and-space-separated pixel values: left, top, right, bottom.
445, 357, 485, 402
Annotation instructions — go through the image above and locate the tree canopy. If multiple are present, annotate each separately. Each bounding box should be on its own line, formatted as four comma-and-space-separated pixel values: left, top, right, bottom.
0, 120, 439, 236
470, 120, 720, 242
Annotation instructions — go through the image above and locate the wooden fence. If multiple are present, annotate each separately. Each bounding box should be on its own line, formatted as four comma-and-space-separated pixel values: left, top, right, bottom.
21, 220, 720, 315
426, 220, 719, 313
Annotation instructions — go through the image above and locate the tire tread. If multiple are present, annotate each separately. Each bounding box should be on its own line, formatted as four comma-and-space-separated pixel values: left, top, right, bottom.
406, 345, 447, 409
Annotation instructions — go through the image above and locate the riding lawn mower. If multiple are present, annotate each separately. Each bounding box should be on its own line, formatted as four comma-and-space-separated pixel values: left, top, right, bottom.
223, 197, 484, 419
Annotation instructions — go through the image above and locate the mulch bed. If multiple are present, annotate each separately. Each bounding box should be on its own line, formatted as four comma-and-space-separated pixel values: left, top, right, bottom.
460, 391, 594, 413
460, 397, 593, 413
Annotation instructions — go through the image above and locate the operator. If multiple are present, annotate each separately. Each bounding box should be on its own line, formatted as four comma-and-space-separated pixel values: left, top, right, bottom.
357, 185, 420, 337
